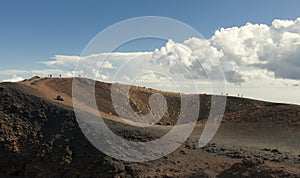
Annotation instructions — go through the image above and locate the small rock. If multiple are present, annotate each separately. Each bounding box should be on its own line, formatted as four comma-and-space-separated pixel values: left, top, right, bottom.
271, 149, 281, 154
66, 145, 72, 156
180, 150, 186, 155
185, 144, 191, 149
271, 158, 280, 162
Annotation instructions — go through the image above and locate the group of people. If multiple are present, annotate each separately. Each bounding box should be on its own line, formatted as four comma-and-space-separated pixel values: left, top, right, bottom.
47, 74, 62, 78
221, 93, 243, 97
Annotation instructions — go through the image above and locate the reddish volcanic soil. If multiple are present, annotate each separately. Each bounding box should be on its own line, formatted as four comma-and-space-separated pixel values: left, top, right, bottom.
0, 76, 299, 177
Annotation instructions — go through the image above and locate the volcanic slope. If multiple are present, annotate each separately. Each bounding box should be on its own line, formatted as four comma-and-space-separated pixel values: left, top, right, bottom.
0, 77, 298, 177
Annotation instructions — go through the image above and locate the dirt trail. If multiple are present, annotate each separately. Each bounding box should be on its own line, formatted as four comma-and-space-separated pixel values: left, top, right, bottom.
20, 77, 127, 124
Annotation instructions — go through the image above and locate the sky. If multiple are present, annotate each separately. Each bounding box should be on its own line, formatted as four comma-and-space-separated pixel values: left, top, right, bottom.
0, 0, 300, 104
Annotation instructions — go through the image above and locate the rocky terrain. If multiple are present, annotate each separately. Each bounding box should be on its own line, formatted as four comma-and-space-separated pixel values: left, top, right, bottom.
0, 77, 299, 177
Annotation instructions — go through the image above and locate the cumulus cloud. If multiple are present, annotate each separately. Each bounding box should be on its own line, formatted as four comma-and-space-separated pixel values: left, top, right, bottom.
211, 18, 300, 81
152, 38, 224, 81
150, 17, 300, 83
3, 18, 300, 89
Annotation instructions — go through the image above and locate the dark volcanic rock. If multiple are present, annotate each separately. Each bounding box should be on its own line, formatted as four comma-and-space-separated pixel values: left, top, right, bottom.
0, 83, 122, 177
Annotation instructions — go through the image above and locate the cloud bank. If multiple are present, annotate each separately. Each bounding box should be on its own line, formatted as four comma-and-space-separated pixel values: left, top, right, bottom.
35, 18, 300, 87
2, 17, 300, 101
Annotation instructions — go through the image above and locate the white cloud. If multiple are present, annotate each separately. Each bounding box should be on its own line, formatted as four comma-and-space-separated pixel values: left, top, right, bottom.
96, 61, 114, 69
272, 19, 295, 29
0, 69, 80, 82
134, 72, 169, 83
1, 17, 300, 104
3, 75, 24, 82
36, 18, 300, 85
210, 18, 300, 81
40, 55, 81, 69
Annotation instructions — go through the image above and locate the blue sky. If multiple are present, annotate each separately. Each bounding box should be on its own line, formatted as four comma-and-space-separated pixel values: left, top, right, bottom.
1, 0, 300, 70
1, 1, 300, 104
